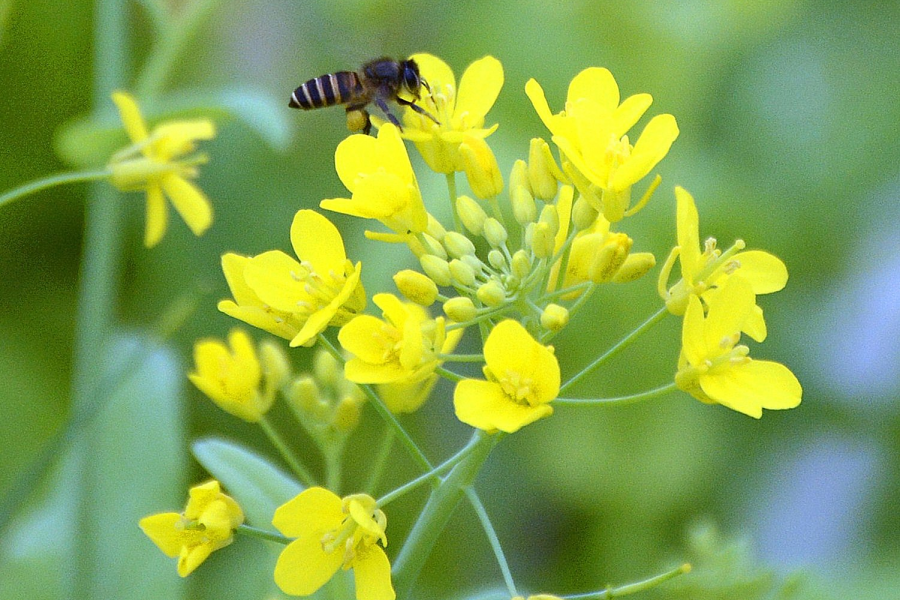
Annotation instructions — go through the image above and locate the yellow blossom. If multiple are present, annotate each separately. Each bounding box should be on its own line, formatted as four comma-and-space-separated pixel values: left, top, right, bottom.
218, 210, 365, 347
398, 54, 503, 176
338, 294, 463, 388
675, 275, 801, 418
139, 480, 243, 577
273, 487, 394, 600
526, 68, 678, 222
659, 187, 788, 341
454, 320, 559, 433
108, 91, 214, 247
188, 329, 285, 422
321, 123, 428, 242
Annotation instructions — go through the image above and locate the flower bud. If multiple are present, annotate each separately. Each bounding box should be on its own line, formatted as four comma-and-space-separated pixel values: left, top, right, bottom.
509, 158, 532, 196
482, 217, 508, 247
408, 232, 447, 259
511, 185, 537, 225
449, 259, 477, 287
476, 280, 506, 307
426, 213, 447, 241
444, 296, 477, 322
456, 195, 488, 236
287, 376, 319, 414
333, 396, 363, 432
460, 136, 504, 198
540, 303, 570, 331
538, 204, 559, 236
587, 233, 632, 283
612, 251, 656, 283
530, 221, 555, 259
419, 255, 452, 287
487, 249, 506, 270
572, 195, 599, 231
443, 231, 477, 258
460, 254, 484, 274
528, 138, 560, 200
394, 269, 439, 306
313, 349, 341, 387
259, 339, 291, 391
511, 250, 531, 279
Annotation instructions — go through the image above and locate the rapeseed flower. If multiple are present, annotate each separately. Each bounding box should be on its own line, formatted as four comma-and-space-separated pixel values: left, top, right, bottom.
526, 68, 678, 222
273, 487, 394, 600
675, 275, 801, 418
218, 210, 365, 347
108, 91, 214, 247
139, 480, 243, 577
454, 320, 559, 433
322, 123, 428, 242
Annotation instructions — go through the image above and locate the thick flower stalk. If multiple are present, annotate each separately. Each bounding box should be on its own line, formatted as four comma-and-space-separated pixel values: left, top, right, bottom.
107, 91, 215, 247
321, 123, 429, 242
218, 209, 366, 347
526, 68, 678, 222
454, 320, 560, 433
675, 275, 802, 418
273, 487, 394, 600
658, 186, 788, 341
139, 480, 244, 577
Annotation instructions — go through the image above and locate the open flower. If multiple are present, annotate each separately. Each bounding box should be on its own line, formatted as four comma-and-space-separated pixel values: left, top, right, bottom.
659, 187, 788, 341
526, 68, 678, 222
396, 53, 503, 176
321, 123, 428, 242
188, 328, 288, 422
454, 320, 559, 433
218, 210, 365, 347
675, 275, 801, 418
108, 91, 215, 247
273, 487, 394, 600
338, 293, 463, 388
139, 480, 243, 577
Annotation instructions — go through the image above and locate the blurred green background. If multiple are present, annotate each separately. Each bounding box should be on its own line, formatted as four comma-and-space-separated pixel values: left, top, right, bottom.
1, 0, 899, 599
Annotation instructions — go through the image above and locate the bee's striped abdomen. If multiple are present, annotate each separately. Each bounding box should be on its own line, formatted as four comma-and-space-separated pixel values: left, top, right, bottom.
289, 71, 361, 109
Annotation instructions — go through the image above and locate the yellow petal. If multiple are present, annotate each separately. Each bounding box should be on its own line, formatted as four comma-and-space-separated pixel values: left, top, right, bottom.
454, 379, 553, 433
339, 314, 393, 363
274, 536, 343, 596
681, 294, 706, 366
111, 91, 149, 143
704, 275, 755, 351
290, 263, 364, 347
700, 359, 802, 417
525, 79, 555, 133
335, 133, 379, 191
353, 546, 396, 600
273, 487, 343, 538
454, 55, 503, 127
243, 251, 310, 312
139, 513, 186, 557
675, 186, 701, 283
161, 175, 213, 236
612, 93, 653, 137
610, 114, 678, 191
483, 320, 560, 403
290, 210, 347, 275
178, 543, 215, 577
732, 250, 788, 294
144, 183, 168, 248
410, 53, 456, 100
567, 67, 619, 112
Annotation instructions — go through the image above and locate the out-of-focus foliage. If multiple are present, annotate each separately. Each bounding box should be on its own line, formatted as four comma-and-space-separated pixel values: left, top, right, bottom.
1, 1, 899, 599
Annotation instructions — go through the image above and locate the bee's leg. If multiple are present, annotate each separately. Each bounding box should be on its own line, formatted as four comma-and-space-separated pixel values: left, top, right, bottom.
374, 96, 403, 131
397, 97, 440, 125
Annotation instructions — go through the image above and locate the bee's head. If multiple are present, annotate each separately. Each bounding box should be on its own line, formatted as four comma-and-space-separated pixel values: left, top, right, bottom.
402, 59, 425, 98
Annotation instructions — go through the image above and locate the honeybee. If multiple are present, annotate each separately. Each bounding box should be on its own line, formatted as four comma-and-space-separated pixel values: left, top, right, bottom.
288, 57, 439, 134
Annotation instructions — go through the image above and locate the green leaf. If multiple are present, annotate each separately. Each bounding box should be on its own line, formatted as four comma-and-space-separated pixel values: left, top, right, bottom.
191, 437, 303, 528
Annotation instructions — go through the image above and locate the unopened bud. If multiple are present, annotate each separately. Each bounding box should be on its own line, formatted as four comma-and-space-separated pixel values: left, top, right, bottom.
456, 195, 488, 235
444, 231, 476, 258
460, 136, 504, 198
572, 195, 599, 231
288, 376, 319, 413
509, 158, 532, 196
476, 280, 506, 307
587, 233, 632, 282
408, 232, 447, 259
333, 396, 363, 432
449, 259, 477, 287
426, 213, 447, 241
511, 185, 537, 225
511, 250, 531, 279
531, 221, 555, 259
487, 249, 506, 270
528, 138, 560, 200
482, 218, 508, 247
612, 251, 656, 283
538, 204, 559, 236
259, 340, 291, 390
443, 296, 477, 322
394, 269, 439, 306
420, 255, 452, 287
540, 303, 570, 331
313, 349, 340, 387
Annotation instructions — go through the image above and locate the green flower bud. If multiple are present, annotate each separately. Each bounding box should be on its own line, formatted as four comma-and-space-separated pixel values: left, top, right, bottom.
259, 340, 291, 391
333, 396, 363, 432
444, 231, 477, 258
476, 280, 506, 307
540, 303, 570, 331
313, 349, 340, 387
443, 296, 478, 322
482, 217, 508, 247
449, 259, 477, 287
393, 269, 439, 306
612, 251, 656, 283
538, 204, 559, 236
456, 195, 488, 235
288, 376, 319, 414
408, 232, 447, 259
426, 213, 447, 241
420, 254, 452, 287
511, 184, 537, 225
528, 138, 560, 200
488, 249, 506, 270
509, 159, 532, 196
460, 254, 484, 274
511, 250, 531, 279
530, 221, 555, 259
572, 195, 599, 231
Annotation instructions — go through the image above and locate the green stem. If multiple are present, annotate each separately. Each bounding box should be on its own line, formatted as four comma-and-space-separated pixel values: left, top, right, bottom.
363, 426, 395, 495
258, 416, 317, 488
323, 444, 343, 494
465, 488, 517, 597
555, 383, 677, 407
560, 307, 668, 394
438, 353, 484, 363
434, 365, 464, 383
236, 524, 291, 545
565, 563, 691, 599
0, 170, 112, 210
446, 171, 463, 232
391, 430, 496, 598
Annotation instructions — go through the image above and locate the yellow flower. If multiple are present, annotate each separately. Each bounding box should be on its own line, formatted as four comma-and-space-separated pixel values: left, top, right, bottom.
526, 68, 678, 222
659, 187, 788, 341
338, 293, 463, 389
188, 328, 287, 422
397, 53, 503, 175
321, 123, 428, 241
218, 210, 366, 347
139, 480, 243, 577
108, 91, 215, 247
675, 275, 801, 418
454, 320, 559, 433
273, 487, 394, 600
